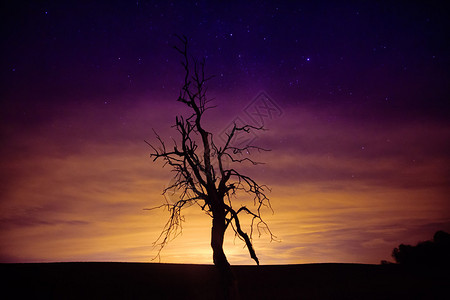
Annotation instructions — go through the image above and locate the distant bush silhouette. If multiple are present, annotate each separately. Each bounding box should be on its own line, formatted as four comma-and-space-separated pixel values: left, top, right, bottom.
392, 230, 450, 267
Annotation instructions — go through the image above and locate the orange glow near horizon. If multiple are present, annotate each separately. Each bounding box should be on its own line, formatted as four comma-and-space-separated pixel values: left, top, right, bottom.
1, 98, 449, 265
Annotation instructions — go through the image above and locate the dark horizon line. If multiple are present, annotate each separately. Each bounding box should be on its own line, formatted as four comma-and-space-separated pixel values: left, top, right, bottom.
0, 261, 386, 266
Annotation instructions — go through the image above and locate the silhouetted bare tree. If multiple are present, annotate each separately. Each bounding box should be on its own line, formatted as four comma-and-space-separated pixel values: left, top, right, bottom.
146, 35, 275, 296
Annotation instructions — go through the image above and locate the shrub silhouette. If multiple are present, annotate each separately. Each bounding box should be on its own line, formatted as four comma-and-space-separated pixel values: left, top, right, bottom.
392, 230, 450, 267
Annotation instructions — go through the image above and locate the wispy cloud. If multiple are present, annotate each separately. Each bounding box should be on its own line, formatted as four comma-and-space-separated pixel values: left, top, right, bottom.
1, 97, 449, 264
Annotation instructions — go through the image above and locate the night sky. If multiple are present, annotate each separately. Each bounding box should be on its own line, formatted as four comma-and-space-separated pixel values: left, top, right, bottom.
1, 1, 449, 264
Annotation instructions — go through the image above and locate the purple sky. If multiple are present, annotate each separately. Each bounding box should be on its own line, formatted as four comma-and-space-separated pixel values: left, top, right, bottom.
1, 1, 449, 264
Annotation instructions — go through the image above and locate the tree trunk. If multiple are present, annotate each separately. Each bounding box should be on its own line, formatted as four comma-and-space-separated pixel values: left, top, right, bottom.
211, 213, 230, 268
211, 211, 239, 299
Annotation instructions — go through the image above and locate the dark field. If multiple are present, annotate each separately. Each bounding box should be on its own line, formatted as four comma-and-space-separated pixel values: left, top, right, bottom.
1, 262, 448, 299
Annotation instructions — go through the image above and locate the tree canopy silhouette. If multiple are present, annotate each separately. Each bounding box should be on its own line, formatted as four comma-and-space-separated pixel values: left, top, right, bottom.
392, 230, 450, 267
146, 35, 275, 289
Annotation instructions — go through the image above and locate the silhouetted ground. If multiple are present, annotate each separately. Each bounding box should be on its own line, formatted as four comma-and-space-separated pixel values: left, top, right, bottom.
1, 262, 448, 299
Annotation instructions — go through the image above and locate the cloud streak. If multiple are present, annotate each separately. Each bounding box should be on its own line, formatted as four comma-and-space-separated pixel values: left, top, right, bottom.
2, 96, 448, 265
